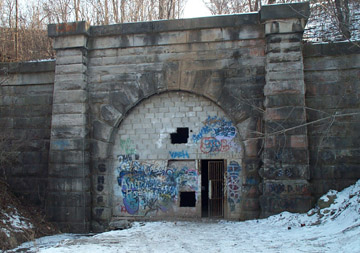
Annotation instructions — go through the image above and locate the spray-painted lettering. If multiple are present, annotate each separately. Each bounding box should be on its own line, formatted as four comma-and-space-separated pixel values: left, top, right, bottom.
227, 161, 242, 211
169, 150, 190, 159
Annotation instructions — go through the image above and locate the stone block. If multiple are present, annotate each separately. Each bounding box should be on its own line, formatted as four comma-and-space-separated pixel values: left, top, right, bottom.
53, 35, 88, 49
55, 64, 86, 75
260, 164, 310, 180
266, 61, 303, 72
51, 114, 87, 127
53, 90, 88, 104
51, 138, 89, 151
260, 2, 310, 22
46, 192, 91, 207
47, 177, 90, 192
244, 139, 261, 157
49, 163, 90, 178
263, 148, 309, 165
303, 54, 360, 71
303, 42, 360, 57
241, 198, 260, 212
51, 126, 89, 138
49, 150, 90, 164
54, 73, 86, 86
93, 120, 114, 142
265, 106, 305, 121
264, 135, 308, 149
56, 55, 86, 65
91, 140, 110, 159
265, 94, 304, 107
311, 164, 360, 180
262, 180, 311, 196
52, 103, 87, 114
92, 207, 111, 221
241, 185, 260, 198
13, 117, 51, 129
46, 206, 91, 223
92, 194, 110, 207
266, 71, 303, 82
264, 18, 307, 34
6, 72, 55, 86
259, 195, 313, 216
100, 104, 123, 127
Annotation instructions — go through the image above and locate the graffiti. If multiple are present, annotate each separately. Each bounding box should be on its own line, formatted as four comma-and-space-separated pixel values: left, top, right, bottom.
169, 150, 190, 159
117, 156, 197, 215
192, 115, 240, 154
97, 196, 104, 204
200, 137, 231, 153
98, 163, 106, 172
95, 208, 104, 217
97, 175, 105, 192
200, 137, 221, 153
120, 137, 137, 155
266, 183, 310, 195
214, 126, 236, 139
121, 206, 127, 213
192, 125, 212, 143
227, 161, 242, 211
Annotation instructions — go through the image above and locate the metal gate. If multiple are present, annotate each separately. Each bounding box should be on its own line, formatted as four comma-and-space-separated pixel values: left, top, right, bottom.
208, 161, 224, 217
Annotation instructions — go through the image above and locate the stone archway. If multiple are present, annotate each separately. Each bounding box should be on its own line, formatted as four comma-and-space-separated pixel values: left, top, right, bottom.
108, 91, 244, 220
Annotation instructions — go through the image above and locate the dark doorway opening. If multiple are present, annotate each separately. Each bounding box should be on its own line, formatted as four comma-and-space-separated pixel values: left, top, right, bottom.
201, 160, 224, 218
170, 128, 189, 144
180, 192, 196, 207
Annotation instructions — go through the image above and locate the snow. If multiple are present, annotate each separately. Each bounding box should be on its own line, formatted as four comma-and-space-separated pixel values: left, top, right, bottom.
1, 206, 33, 238
9, 179, 360, 253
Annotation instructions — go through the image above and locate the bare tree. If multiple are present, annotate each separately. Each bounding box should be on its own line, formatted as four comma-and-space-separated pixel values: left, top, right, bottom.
203, 0, 358, 41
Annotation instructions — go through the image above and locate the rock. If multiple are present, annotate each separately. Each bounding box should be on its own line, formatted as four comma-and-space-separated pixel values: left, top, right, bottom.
108, 220, 132, 230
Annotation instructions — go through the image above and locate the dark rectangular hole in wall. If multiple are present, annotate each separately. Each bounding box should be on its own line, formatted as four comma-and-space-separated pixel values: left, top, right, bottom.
180, 191, 196, 207
170, 127, 189, 144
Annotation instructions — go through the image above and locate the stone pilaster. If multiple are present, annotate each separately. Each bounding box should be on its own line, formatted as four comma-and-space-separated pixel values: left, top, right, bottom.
260, 3, 313, 217
47, 22, 91, 232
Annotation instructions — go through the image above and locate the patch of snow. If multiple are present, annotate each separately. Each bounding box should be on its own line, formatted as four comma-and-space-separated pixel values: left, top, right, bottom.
1, 206, 33, 238
10, 179, 360, 253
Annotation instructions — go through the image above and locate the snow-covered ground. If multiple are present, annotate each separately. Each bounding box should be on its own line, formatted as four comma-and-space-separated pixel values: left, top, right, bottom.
9, 180, 360, 253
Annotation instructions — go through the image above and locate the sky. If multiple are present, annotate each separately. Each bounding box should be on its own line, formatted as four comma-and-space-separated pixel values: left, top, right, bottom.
183, 0, 212, 18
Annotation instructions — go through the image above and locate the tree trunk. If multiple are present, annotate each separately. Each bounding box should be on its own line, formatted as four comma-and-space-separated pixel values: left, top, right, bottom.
335, 0, 351, 39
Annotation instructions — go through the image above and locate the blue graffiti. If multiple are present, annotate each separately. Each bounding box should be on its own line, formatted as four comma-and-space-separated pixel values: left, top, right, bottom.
117, 156, 197, 215
169, 150, 190, 159
214, 126, 236, 138
192, 116, 236, 143
192, 125, 212, 143
227, 161, 242, 211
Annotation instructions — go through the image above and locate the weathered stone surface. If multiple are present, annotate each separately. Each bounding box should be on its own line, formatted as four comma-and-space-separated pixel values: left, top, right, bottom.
260, 2, 310, 22
1, 2, 359, 233
260, 165, 310, 180
100, 104, 123, 127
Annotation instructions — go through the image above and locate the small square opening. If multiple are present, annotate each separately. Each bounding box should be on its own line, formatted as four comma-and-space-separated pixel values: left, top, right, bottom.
180, 191, 196, 207
170, 127, 189, 144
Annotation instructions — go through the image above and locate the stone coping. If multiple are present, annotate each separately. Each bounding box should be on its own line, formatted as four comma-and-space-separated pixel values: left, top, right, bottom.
303, 41, 360, 57
0, 60, 55, 74
48, 2, 310, 38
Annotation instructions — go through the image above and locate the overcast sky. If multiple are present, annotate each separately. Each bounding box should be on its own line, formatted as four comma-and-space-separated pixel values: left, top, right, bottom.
183, 0, 212, 18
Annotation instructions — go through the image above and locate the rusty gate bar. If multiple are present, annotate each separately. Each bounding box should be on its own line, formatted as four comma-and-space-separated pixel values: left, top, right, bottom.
208, 161, 224, 217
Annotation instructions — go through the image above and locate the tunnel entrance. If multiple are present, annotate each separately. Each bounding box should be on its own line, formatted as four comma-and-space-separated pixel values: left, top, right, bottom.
201, 160, 224, 218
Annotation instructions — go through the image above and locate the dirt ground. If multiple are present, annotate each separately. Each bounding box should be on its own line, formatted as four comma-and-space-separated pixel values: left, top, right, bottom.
0, 179, 59, 251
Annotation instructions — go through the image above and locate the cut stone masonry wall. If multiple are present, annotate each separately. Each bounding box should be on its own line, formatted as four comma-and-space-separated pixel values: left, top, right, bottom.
0, 2, 359, 232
